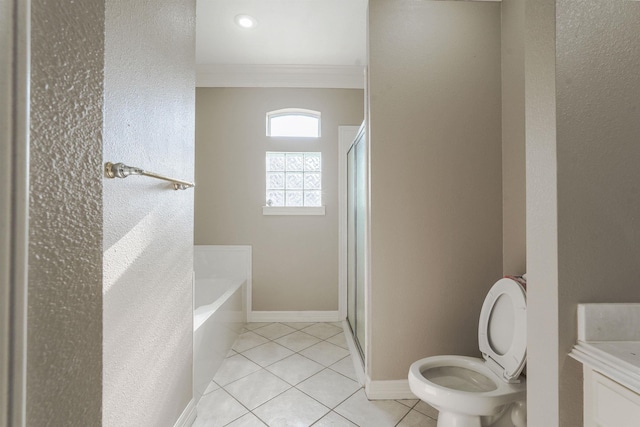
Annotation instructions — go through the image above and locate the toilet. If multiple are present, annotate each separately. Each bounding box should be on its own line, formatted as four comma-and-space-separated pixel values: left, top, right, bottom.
408, 277, 527, 427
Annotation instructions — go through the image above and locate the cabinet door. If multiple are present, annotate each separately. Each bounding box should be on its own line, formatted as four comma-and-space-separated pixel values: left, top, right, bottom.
585, 368, 640, 427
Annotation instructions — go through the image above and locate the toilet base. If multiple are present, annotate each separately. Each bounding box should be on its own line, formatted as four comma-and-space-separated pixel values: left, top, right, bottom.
437, 411, 482, 427
434, 401, 526, 427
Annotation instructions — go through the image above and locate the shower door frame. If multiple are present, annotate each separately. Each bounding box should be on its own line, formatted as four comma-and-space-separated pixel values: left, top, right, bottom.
0, 0, 29, 425
338, 124, 370, 382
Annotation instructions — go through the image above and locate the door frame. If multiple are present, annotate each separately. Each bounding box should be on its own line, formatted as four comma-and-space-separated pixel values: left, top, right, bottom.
0, 0, 30, 425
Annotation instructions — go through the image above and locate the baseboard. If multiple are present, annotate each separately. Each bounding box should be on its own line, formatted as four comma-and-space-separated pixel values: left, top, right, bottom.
248, 311, 340, 323
173, 398, 197, 427
365, 378, 417, 400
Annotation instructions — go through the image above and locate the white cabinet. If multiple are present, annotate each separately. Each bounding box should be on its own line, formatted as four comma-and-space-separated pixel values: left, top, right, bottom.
572, 304, 640, 426
584, 367, 640, 427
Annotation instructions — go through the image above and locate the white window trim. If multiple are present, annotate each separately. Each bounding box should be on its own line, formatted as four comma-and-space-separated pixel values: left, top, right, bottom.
262, 206, 326, 216
266, 108, 321, 138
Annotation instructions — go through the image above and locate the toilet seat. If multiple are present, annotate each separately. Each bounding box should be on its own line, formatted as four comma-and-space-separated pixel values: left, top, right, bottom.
478, 278, 527, 382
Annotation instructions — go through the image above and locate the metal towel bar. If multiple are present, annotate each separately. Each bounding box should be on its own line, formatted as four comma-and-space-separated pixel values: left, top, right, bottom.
105, 162, 195, 190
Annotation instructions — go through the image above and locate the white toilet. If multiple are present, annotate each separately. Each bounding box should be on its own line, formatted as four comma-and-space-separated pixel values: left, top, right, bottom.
408, 277, 527, 427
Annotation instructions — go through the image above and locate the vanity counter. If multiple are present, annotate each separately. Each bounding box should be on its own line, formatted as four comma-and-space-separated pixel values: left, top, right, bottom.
570, 304, 640, 426
571, 340, 640, 394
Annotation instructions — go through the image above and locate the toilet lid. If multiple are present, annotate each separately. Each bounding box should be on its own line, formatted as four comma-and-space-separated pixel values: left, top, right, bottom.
478, 278, 527, 382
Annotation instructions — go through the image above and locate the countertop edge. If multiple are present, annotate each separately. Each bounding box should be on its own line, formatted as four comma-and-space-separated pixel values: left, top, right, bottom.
570, 342, 640, 394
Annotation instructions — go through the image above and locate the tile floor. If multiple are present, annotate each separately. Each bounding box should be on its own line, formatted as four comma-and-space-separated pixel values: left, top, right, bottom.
193, 322, 438, 427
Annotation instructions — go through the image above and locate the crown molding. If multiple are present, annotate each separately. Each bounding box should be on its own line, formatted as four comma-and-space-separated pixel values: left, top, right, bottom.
196, 64, 365, 89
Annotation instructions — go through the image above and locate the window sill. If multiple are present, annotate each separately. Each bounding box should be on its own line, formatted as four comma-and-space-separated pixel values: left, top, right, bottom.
262, 206, 326, 216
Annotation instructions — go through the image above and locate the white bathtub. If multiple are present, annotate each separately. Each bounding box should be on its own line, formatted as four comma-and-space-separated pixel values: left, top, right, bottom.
193, 245, 250, 403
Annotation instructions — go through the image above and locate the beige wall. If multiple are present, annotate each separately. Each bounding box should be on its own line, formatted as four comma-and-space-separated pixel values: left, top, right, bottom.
102, 0, 195, 426
28, 1, 105, 425
195, 88, 364, 311
501, 0, 526, 275
367, 0, 503, 380
527, 2, 640, 425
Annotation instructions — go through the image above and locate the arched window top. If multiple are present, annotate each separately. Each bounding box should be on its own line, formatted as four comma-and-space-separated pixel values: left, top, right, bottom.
266, 108, 321, 138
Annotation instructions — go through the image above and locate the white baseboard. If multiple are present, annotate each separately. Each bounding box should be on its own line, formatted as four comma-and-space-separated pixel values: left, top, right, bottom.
173, 398, 197, 427
365, 379, 417, 400
248, 311, 340, 323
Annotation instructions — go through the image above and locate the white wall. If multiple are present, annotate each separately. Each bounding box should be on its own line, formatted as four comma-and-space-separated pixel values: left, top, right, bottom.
102, 0, 196, 426
195, 88, 364, 312
367, 0, 503, 380
527, 2, 640, 425
27, 0, 196, 425
27, 1, 105, 424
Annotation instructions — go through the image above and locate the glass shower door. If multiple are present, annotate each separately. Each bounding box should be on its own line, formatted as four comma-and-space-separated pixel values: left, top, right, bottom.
347, 147, 357, 340
347, 127, 366, 361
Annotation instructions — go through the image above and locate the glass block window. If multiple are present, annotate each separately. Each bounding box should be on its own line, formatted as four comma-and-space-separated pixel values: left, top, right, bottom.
266, 109, 321, 138
266, 152, 322, 207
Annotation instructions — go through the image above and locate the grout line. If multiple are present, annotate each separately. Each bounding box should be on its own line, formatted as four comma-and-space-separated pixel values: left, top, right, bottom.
394, 410, 410, 427
295, 379, 362, 411
217, 388, 253, 427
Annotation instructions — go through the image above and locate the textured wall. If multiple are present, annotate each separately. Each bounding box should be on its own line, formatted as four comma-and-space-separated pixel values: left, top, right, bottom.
555, 2, 640, 425
527, 2, 640, 425
102, 0, 195, 425
367, 0, 502, 380
501, 0, 526, 275
28, 1, 105, 425
195, 88, 364, 311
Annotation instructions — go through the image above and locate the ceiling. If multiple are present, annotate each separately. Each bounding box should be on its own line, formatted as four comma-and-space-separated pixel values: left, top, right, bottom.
195, 0, 368, 88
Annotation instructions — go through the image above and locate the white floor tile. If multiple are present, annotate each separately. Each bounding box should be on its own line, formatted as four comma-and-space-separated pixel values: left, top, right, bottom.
334, 389, 411, 427
266, 353, 324, 385
281, 322, 315, 330
202, 380, 220, 395
325, 332, 349, 349
204, 324, 434, 427
396, 399, 419, 408
226, 412, 268, 427
397, 409, 438, 427
233, 331, 270, 353
300, 341, 350, 367
274, 331, 321, 352
252, 323, 297, 340
413, 401, 439, 419
242, 342, 294, 367
312, 411, 357, 427
213, 354, 262, 386
297, 369, 361, 408
253, 388, 330, 427
224, 369, 291, 410
193, 389, 248, 427
329, 357, 359, 382
245, 322, 274, 331
301, 323, 343, 340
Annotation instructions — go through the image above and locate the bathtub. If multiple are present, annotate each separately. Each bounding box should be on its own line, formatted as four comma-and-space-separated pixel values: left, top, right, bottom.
193, 245, 250, 403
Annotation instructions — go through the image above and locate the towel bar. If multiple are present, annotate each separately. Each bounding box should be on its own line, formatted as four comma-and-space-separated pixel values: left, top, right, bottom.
105, 162, 195, 190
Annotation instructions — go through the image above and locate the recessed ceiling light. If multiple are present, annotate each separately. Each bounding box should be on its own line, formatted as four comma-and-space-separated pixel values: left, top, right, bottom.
235, 14, 257, 29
